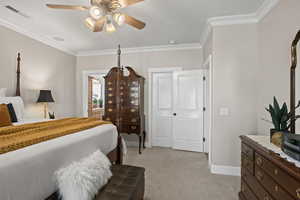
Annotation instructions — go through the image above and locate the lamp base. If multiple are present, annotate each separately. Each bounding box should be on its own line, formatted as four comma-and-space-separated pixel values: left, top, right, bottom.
44, 103, 48, 119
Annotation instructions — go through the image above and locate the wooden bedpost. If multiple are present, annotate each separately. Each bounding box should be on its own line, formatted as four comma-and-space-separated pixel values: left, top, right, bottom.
16, 53, 21, 97
117, 44, 121, 68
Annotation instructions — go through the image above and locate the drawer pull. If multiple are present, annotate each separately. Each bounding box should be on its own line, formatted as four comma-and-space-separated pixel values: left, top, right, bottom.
264, 195, 270, 200
274, 185, 279, 192
131, 126, 137, 130
256, 171, 264, 181
256, 157, 263, 166
131, 109, 136, 112
108, 109, 113, 112
131, 118, 137, 123
108, 88, 113, 91
296, 188, 300, 199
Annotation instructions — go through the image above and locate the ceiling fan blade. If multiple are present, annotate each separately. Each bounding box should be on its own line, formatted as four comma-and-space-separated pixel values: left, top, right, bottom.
46, 4, 89, 11
124, 14, 145, 30
85, 17, 106, 32
90, 0, 102, 6
119, 0, 144, 8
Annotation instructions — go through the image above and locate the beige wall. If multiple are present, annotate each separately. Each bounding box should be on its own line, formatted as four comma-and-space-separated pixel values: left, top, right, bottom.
0, 25, 76, 119
211, 24, 259, 167
206, 0, 300, 168
76, 49, 203, 141
257, 0, 300, 134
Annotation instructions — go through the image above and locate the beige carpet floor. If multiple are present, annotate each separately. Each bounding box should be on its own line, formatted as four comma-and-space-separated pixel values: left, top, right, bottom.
125, 147, 240, 200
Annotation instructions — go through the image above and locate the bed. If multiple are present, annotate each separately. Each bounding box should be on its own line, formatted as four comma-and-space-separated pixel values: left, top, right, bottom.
0, 54, 122, 200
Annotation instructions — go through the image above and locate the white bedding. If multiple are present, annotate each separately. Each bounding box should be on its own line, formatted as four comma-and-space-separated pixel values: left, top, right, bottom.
0, 119, 118, 200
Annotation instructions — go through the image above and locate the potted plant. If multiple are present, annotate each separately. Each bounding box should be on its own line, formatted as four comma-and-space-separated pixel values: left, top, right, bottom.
266, 97, 300, 147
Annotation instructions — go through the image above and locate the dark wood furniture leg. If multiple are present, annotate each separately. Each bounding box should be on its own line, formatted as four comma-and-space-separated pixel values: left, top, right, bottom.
143, 131, 146, 149
139, 135, 142, 154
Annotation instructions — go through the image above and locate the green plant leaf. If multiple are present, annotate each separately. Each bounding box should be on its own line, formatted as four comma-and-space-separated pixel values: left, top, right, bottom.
282, 103, 288, 115
269, 105, 280, 130
273, 97, 281, 118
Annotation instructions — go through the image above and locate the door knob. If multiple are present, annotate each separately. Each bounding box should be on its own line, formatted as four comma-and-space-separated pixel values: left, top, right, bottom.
173, 113, 177, 116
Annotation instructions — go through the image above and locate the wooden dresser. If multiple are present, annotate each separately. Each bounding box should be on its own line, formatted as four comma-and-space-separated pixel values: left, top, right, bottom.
240, 135, 300, 200
103, 66, 146, 154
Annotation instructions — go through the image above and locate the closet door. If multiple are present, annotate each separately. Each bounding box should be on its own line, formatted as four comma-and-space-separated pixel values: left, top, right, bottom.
152, 72, 173, 147
172, 70, 204, 152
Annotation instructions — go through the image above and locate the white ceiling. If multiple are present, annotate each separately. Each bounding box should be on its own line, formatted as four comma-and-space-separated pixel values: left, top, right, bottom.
0, 0, 265, 54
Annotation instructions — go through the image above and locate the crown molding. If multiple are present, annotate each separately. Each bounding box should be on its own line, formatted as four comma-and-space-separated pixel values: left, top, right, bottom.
255, 0, 280, 21
200, 0, 280, 46
0, 18, 75, 55
200, 22, 213, 47
76, 43, 202, 56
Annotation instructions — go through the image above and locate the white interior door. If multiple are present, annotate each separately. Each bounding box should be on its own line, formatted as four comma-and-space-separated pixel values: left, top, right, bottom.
172, 70, 204, 152
152, 72, 173, 147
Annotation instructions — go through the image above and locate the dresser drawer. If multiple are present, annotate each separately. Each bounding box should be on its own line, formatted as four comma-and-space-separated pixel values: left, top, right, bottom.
120, 117, 140, 124
242, 154, 254, 175
120, 124, 140, 134
255, 153, 300, 199
255, 166, 294, 200
242, 143, 254, 161
241, 181, 258, 200
242, 168, 274, 200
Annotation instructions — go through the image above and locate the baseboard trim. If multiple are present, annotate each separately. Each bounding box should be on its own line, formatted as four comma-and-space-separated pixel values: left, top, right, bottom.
211, 165, 241, 176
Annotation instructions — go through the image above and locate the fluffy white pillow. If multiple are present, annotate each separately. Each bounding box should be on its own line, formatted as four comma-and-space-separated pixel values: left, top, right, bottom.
55, 150, 112, 200
0, 88, 7, 97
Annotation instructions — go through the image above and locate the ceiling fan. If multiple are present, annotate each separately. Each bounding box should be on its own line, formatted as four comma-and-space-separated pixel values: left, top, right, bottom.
46, 0, 146, 33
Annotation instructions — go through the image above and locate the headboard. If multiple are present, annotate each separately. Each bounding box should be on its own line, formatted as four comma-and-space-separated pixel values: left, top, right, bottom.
16, 53, 21, 97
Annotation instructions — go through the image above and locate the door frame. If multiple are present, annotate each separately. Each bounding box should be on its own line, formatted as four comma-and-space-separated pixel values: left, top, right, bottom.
148, 67, 183, 148
82, 69, 110, 117
203, 55, 213, 168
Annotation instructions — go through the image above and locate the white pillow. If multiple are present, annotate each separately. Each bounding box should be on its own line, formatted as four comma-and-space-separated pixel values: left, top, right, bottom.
55, 150, 112, 200
0, 88, 7, 97
0, 97, 25, 121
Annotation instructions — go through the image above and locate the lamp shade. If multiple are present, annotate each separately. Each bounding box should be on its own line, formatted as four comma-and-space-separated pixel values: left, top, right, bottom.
37, 90, 55, 103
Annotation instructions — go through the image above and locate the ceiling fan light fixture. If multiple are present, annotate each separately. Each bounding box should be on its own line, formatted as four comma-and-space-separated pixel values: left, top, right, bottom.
113, 13, 125, 26
89, 6, 103, 19
106, 19, 116, 33
85, 17, 96, 30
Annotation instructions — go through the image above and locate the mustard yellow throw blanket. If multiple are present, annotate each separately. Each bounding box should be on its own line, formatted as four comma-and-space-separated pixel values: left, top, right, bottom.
0, 118, 111, 155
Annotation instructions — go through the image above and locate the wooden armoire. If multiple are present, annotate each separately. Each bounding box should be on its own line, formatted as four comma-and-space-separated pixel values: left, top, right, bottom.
103, 46, 146, 154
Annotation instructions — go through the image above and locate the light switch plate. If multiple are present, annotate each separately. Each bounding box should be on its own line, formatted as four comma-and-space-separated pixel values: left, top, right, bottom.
219, 107, 229, 116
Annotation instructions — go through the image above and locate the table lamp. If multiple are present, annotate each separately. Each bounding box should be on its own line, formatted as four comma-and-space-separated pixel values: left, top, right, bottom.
37, 90, 55, 119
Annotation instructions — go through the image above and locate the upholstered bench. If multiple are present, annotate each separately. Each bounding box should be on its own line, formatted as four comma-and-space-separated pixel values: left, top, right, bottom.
47, 165, 145, 200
